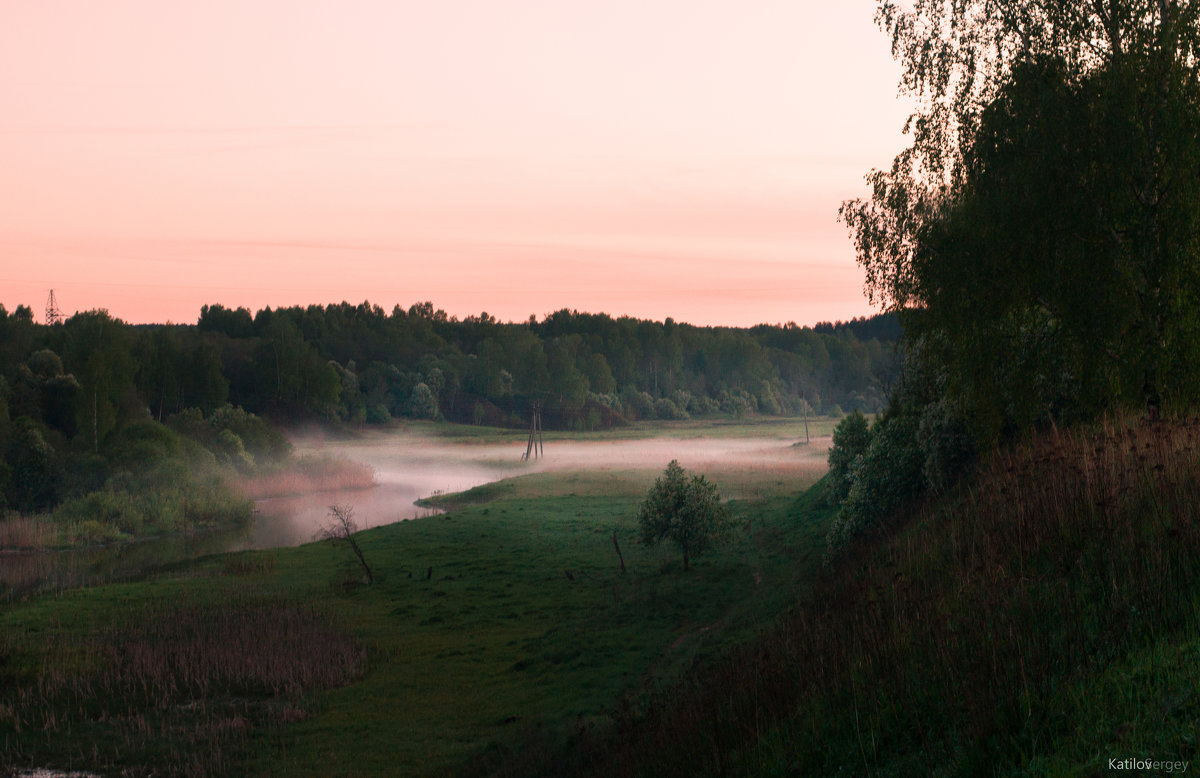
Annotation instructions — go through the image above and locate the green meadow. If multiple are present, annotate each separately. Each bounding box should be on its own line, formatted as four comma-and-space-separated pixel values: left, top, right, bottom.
0, 420, 834, 777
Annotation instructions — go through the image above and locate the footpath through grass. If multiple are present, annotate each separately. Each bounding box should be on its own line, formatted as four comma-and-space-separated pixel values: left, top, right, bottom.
0, 459, 832, 777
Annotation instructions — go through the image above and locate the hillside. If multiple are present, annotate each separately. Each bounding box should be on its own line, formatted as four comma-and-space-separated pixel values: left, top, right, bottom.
494, 415, 1200, 775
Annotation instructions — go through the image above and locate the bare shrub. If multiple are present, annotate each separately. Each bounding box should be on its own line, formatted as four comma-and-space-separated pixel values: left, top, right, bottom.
316, 504, 374, 584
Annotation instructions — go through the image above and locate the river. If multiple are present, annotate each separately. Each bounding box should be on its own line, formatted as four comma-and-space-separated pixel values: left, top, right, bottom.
244, 426, 831, 549
1, 426, 829, 598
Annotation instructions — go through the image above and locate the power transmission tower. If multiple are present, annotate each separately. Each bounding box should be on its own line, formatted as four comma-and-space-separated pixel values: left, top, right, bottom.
45, 289, 63, 326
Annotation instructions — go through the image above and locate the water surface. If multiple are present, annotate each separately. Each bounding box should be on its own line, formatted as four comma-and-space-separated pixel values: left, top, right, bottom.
246, 427, 830, 549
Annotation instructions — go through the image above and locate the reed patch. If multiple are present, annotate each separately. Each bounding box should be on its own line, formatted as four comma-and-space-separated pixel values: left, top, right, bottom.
237, 455, 377, 499
0, 596, 365, 776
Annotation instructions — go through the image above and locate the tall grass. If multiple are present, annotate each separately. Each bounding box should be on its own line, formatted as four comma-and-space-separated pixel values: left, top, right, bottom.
0, 597, 366, 777
0, 515, 59, 549
238, 455, 377, 499
493, 415, 1200, 776
53, 475, 253, 541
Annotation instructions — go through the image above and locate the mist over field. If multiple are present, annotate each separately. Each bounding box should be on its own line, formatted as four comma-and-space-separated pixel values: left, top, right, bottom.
247, 426, 832, 548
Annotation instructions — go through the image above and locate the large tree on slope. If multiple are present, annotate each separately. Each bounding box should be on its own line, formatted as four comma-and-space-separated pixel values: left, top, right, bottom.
842, 0, 1200, 430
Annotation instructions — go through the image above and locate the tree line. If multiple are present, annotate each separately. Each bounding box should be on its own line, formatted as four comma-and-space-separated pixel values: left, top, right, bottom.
193, 301, 897, 428
0, 301, 897, 516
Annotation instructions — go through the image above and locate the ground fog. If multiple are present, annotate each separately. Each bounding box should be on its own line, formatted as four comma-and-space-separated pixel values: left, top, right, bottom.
246, 426, 830, 549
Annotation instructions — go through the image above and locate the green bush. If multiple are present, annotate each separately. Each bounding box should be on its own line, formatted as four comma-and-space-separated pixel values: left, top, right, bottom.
826, 411, 871, 504
366, 403, 391, 424
638, 460, 732, 570
59, 489, 144, 534
7, 418, 59, 513
620, 388, 656, 420
917, 399, 977, 495
717, 388, 756, 417
408, 383, 439, 420
652, 397, 689, 420
755, 380, 783, 415
826, 413, 924, 559
208, 405, 291, 462
215, 429, 255, 472
71, 518, 120, 545
56, 476, 251, 538
106, 420, 183, 468
181, 476, 254, 527
689, 394, 720, 415
167, 407, 208, 442
168, 405, 291, 464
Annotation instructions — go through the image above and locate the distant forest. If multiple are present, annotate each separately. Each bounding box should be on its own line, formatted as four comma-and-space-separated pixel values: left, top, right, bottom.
1, 301, 898, 433
185, 302, 899, 428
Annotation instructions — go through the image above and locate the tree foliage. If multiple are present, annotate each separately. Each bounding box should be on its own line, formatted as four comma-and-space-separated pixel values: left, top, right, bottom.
186, 303, 899, 429
826, 413, 926, 559
826, 410, 871, 504
637, 460, 731, 570
843, 0, 1200, 436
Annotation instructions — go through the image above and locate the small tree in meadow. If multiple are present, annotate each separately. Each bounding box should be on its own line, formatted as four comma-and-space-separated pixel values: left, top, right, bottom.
638, 460, 731, 571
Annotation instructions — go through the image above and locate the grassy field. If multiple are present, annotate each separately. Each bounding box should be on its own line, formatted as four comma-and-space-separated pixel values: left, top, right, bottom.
0, 421, 833, 777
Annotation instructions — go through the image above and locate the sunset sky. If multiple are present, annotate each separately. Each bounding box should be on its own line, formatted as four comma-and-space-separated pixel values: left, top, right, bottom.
1, 0, 908, 327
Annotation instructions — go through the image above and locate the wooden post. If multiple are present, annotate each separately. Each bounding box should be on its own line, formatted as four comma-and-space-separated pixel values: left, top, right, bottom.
611, 531, 626, 573
536, 404, 543, 458
522, 401, 544, 461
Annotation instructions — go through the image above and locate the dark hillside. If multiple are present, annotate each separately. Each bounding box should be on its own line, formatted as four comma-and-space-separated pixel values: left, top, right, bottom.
489, 415, 1200, 776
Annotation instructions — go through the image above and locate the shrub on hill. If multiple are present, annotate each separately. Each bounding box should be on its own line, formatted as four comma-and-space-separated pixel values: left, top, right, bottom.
825, 410, 870, 504
826, 412, 924, 557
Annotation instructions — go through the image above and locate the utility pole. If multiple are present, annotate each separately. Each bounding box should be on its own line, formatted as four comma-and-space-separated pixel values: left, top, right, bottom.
521, 401, 544, 461
45, 289, 63, 326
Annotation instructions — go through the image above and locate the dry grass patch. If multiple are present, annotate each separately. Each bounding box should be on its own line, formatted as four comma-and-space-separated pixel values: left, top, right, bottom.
238, 455, 376, 499
0, 515, 59, 550
1, 596, 366, 776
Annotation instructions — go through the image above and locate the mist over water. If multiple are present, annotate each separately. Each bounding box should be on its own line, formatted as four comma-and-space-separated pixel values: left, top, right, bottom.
245, 427, 831, 550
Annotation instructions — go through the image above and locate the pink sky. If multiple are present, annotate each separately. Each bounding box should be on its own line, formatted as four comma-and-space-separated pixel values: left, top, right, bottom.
0, 0, 908, 327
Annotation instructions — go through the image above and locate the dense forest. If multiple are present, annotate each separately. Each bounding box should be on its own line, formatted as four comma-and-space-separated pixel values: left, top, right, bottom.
193, 302, 898, 427
0, 302, 897, 517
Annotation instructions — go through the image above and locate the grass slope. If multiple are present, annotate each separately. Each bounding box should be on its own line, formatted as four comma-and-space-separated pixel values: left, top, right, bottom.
507, 416, 1200, 777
